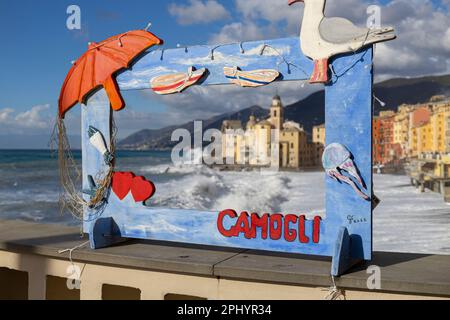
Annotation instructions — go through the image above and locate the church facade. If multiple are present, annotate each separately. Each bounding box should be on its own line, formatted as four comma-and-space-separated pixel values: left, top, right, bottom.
221, 95, 323, 169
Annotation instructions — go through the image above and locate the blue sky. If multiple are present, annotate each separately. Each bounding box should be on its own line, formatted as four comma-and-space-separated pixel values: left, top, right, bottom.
0, 0, 449, 147
0, 0, 225, 113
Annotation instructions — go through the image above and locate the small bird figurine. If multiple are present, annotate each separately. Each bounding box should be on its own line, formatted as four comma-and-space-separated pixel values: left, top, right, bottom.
288, 0, 396, 83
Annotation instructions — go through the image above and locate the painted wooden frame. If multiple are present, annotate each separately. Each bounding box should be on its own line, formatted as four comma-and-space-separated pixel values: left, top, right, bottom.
81, 37, 373, 276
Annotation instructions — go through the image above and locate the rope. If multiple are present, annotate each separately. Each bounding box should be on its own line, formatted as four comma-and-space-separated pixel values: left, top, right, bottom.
328, 48, 370, 82
58, 240, 90, 285
50, 113, 117, 221
259, 43, 310, 78
322, 275, 346, 300
58, 241, 90, 266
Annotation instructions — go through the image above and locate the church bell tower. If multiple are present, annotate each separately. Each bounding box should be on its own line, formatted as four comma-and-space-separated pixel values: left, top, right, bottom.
270, 95, 284, 130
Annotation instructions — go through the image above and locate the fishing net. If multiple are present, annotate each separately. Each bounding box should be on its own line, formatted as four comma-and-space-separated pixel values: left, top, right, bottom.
51, 114, 117, 221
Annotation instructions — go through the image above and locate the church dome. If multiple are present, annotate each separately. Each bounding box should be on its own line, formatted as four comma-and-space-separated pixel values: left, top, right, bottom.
247, 115, 256, 128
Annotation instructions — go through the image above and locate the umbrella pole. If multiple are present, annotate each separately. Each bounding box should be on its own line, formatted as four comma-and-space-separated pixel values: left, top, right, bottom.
104, 76, 125, 111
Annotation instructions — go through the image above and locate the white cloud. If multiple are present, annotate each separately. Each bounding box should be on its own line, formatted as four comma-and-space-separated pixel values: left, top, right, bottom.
207, 0, 450, 80
235, 0, 302, 34
371, 0, 450, 79
0, 108, 14, 122
209, 21, 266, 43
0, 104, 53, 134
15, 104, 51, 129
209, 0, 303, 44
168, 0, 230, 25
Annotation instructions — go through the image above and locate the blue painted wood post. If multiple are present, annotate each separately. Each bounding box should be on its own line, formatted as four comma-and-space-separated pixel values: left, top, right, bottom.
82, 90, 125, 248
326, 47, 374, 269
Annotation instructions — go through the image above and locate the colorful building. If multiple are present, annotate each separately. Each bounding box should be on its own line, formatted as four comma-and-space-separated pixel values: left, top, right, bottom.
223, 96, 450, 168
409, 106, 432, 157
312, 124, 326, 145
393, 104, 414, 158
373, 117, 382, 164
430, 101, 450, 154
377, 111, 396, 164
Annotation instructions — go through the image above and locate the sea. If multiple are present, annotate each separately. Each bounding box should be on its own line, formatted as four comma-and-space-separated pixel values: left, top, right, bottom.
0, 149, 449, 255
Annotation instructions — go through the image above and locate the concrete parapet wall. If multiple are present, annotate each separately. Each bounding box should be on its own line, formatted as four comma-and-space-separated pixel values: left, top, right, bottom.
0, 220, 449, 300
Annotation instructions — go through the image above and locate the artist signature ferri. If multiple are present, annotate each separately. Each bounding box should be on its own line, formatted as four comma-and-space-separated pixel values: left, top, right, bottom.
347, 215, 367, 225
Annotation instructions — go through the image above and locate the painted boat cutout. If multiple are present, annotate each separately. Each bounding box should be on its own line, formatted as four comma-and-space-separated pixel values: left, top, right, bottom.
151, 67, 207, 95
224, 66, 279, 87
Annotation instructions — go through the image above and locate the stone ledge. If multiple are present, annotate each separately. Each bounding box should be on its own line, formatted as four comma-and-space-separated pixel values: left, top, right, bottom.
0, 219, 449, 297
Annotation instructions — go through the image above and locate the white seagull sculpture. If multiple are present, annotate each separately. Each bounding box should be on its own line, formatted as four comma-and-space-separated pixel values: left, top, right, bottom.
289, 0, 396, 83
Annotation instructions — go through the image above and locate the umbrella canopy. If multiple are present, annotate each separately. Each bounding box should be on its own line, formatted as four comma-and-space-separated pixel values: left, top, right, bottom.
58, 30, 163, 118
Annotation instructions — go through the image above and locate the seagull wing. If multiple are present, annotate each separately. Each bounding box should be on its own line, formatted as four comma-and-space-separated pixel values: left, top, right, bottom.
319, 17, 370, 44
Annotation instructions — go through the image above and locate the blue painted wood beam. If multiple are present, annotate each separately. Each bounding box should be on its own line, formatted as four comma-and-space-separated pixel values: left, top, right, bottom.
117, 37, 314, 90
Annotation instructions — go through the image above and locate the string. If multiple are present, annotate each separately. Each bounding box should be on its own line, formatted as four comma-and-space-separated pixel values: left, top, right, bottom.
322, 275, 346, 300
209, 45, 221, 60
329, 49, 370, 83
328, 28, 383, 82
50, 112, 118, 223
58, 240, 90, 273
259, 43, 309, 77
151, 41, 309, 79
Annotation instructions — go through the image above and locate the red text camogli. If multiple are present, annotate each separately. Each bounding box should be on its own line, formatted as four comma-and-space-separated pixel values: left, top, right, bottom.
217, 210, 321, 243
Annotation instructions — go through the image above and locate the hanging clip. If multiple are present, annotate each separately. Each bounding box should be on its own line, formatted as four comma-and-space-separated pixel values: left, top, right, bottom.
373, 94, 386, 107
177, 44, 188, 53
239, 42, 245, 54
209, 45, 221, 60
259, 43, 267, 56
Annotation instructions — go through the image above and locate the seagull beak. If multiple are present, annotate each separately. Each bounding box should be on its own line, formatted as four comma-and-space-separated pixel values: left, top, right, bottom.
288, 0, 303, 5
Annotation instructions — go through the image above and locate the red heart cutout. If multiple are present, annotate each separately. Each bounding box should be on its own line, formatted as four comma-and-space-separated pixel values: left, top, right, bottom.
112, 172, 134, 200
131, 176, 156, 202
